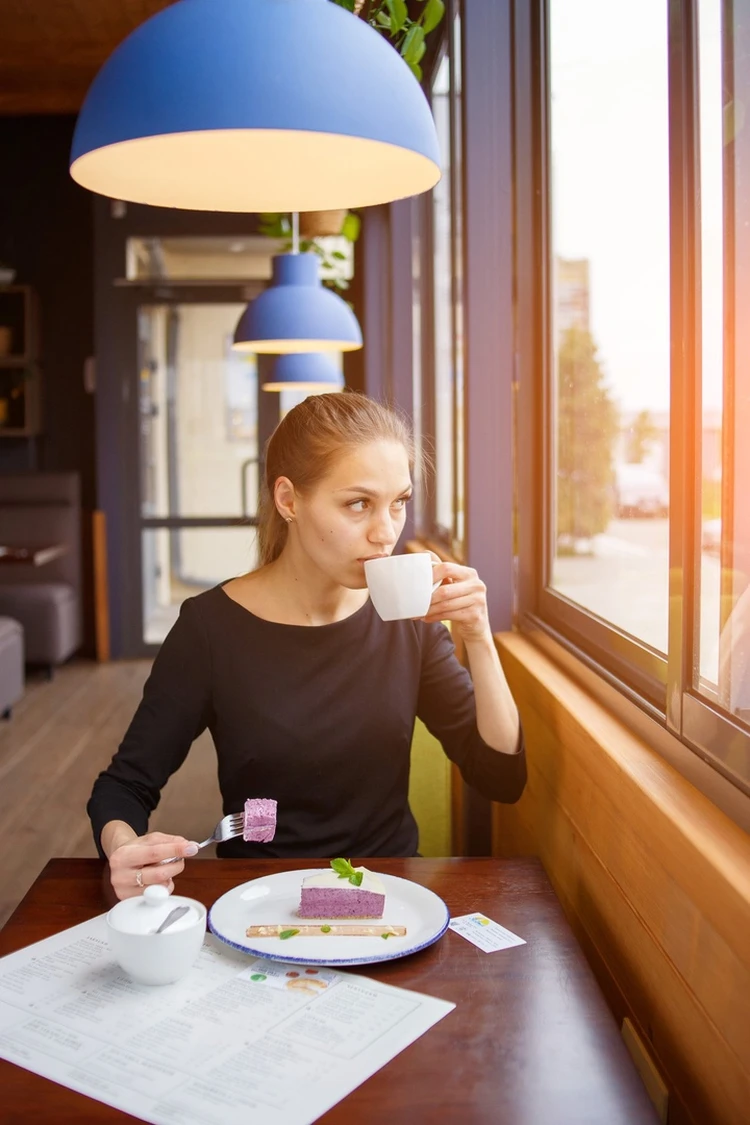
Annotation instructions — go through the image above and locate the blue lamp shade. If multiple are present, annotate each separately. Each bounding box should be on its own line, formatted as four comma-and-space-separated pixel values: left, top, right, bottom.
233, 253, 362, 354
262, 353, 344, 393
69, 0, 441, 212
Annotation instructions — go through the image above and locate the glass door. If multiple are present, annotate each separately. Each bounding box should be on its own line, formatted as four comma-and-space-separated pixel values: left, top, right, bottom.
137, 299, 262, 645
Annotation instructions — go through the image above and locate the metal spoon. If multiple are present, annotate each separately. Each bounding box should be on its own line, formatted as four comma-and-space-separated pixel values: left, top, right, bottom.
152, 905, 191, 934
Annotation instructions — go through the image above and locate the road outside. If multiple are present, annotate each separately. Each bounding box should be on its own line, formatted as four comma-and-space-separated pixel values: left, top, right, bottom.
552, 518, 721, 684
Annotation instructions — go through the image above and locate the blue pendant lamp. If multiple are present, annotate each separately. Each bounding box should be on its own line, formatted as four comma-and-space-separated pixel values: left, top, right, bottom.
233, 216, 362, 353
69, 0, 441, 212
262, 353, 344, 393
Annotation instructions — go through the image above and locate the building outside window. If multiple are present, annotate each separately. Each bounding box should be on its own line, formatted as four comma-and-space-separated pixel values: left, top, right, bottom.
549, 0, 671, 661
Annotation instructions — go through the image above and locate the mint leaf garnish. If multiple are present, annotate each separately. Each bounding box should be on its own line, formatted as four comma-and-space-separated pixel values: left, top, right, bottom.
279, 928, 299, 940
320, 925, 332, 934
330, 858, 364, 886
382, 932, 394, 939
331, 857, 354, 877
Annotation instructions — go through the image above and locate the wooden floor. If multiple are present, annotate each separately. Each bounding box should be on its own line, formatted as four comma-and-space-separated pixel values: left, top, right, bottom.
0, 659, 222, 930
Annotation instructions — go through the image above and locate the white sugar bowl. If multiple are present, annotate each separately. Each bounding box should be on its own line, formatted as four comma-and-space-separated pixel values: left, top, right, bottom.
106, 884, 207, 985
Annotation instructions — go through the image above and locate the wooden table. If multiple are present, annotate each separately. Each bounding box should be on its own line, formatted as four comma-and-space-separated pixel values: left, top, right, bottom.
0, 857, 658, 1124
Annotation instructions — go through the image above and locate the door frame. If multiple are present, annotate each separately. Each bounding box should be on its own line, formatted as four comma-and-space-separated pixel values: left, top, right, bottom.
93, 201, 280, 657
129, 287, 275, 657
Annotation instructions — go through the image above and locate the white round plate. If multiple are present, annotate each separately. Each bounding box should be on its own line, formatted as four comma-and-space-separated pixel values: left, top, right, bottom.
208, 869, 450, 966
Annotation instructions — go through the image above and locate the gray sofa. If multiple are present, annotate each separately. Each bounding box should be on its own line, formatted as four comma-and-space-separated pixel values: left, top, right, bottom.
0, 616, 23, 718
0, 472, 82, 675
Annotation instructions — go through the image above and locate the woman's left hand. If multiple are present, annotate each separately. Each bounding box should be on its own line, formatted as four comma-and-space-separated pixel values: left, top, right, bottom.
422, 561, 491, 643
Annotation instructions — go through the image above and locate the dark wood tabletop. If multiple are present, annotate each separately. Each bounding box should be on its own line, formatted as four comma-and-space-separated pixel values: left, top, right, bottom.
0, 857, 658, 1124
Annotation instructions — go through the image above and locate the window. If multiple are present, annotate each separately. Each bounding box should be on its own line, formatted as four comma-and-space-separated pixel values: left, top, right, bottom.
424, 6, 465, 555
516, 0, 750, 794
694, 0, 750, 734
548, 0, 671, 685
431, 52, 455, 538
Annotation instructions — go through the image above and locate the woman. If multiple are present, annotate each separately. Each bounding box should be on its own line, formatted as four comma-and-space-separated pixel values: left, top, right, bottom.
89, 392, 526, 899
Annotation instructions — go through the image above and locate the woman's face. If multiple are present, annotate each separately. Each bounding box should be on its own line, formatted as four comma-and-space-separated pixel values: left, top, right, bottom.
286, 440, 413, 589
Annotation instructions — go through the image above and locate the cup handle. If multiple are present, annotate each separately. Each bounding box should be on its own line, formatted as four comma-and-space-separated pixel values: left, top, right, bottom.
430, 559, 442, 593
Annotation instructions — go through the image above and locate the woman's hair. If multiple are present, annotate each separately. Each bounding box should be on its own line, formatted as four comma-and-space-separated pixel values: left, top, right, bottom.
257, 391, 420, 567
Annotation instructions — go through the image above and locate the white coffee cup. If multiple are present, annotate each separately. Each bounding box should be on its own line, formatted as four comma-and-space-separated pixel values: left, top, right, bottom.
364, 552, 441, 621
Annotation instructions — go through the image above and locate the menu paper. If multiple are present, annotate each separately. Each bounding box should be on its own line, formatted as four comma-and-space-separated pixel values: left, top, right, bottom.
0, 916, 455, 1124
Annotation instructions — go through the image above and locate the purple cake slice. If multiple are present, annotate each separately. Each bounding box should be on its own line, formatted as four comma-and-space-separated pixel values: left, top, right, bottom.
299, 866, 386, 919
243, 798, 277, 843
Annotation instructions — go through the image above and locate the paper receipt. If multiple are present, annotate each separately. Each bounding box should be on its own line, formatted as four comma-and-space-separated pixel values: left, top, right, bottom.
448, 912, 526, 953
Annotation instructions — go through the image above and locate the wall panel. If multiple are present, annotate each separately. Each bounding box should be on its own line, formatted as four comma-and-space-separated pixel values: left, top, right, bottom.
494, 632, 750, 1125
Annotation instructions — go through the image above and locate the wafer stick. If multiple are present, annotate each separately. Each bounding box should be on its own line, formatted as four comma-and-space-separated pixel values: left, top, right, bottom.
246, 923, 407, 938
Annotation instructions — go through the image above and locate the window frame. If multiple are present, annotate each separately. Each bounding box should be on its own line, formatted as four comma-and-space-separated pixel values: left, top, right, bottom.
420, 3, 466, 557
514, 0, 750, 800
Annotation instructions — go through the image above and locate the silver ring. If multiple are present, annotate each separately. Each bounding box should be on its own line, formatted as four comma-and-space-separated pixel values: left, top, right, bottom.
135, 869, 144, 889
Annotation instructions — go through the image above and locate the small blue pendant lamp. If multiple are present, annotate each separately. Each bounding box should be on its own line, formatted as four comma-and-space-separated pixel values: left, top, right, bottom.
261, 353, 344, 393
233, 216, 363, 353
69, 0, 441, 212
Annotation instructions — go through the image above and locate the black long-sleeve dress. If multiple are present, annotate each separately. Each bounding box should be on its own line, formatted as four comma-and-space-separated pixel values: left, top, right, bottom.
88, 585, 526, 858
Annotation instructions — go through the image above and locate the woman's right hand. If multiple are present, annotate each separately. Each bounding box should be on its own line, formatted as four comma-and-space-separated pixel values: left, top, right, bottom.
107, 831, 199, 900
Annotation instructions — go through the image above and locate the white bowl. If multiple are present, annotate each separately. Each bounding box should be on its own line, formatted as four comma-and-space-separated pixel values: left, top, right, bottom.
106, 888, 207, 986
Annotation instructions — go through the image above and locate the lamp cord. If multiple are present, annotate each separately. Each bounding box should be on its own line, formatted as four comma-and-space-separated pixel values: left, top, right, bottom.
291, 212, 299, 254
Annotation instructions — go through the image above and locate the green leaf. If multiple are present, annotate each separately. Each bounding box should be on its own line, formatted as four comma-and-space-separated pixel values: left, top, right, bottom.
341, 211, 361, 242
331, 250, 347, 260
329, 857, 364, 885
279, 929, 299, 940
257, 212, 288, 239
407, 61, 423, 81
381, 931, 394, 939
385, 0, 408, 34
421, 0, 445, 34
402, 24, 425, 65
331, 857, 355, 877
321, 925, 332, 933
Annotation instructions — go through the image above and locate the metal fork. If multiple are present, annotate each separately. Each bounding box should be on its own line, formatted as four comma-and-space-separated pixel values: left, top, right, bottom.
157, 811, 245, 865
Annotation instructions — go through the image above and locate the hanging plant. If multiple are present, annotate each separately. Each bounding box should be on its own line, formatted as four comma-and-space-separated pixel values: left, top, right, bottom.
257, 212, 361, 293
298, 210, 348, 239
258, 5, 444, 290
330, 0, 446, 82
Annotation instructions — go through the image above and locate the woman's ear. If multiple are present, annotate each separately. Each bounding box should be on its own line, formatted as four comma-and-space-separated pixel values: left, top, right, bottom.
273, 476, 296, 522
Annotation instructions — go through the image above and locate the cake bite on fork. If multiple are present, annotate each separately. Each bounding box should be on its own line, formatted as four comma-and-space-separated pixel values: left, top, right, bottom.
243, 797, 278, 843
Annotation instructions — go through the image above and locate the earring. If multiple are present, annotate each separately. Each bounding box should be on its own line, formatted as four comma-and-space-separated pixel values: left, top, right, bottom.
285, 517, 293, 524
